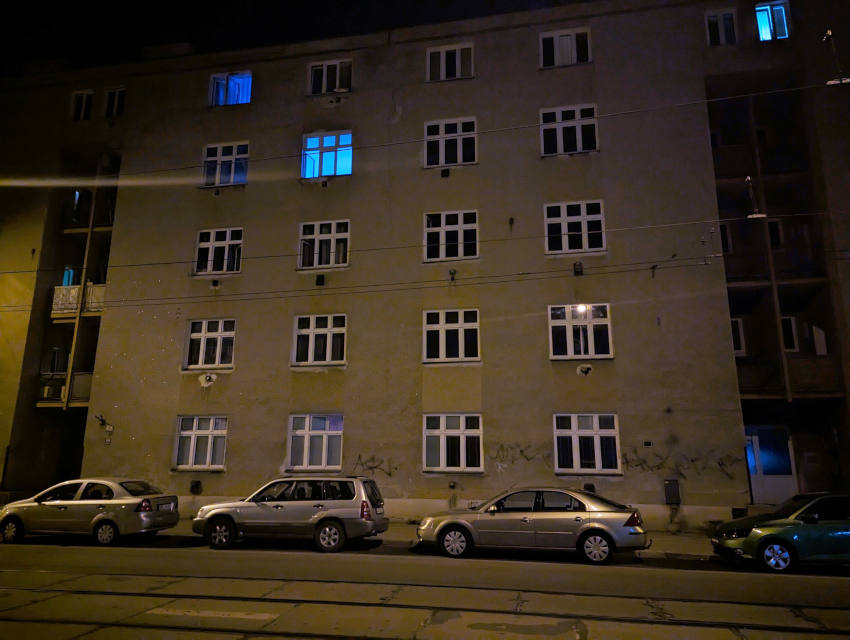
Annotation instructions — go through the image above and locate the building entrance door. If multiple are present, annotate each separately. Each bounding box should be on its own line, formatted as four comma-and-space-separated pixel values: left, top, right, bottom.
745, 426, 798, 505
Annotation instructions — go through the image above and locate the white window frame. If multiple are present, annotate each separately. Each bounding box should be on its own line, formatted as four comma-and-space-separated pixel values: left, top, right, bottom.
553, 413, 621, 474
71, 90, 93, 121
293, 314, 347, 365
203, 142, 249, 187
104, 87, 125, 118
705, 9, 737, 46
549, 303, 613, 359
185, 319, 236, 369
540, 105, 598, 156
731, 317, 746, 356
298, 220, 349, 269
195, 227, 243, 275
781, 316, 799, 352
287, 414, 344, 470
719, 222, 733, 254
209, 71, 252, 106
308, 59, 352, 95
426, 43, 474, 81
423, 309, 480, 363
423, 414, 483, 472
544, 201, 606, 254
424, 211, 478, 262
755, 1, 790, 42
424, 117, 477, 168
301, 131, 353, 179
539, 28, 591, 68
174, 416, 227, 470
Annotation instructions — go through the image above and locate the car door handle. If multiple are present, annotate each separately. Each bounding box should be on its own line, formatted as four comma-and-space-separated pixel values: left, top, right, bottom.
97, 505, 106, 510
521, 517, 530, 523
273, 505, 284, 510
313, 503, 324, 509
574, 517, 583, 522
56, 506, 67, 511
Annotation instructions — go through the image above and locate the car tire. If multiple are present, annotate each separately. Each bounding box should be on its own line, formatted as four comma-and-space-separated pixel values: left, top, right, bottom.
94, 521, 119, 546
1, 517, 23, 543
207, 517, 236, 549
315, 520, 346, 553
758, 539, 795, 573
578, 531, 614, 564
439, 525, 472, 558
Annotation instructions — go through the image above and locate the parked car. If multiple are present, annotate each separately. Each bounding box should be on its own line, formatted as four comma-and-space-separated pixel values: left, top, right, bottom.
0, 478, 179, 545
192, 476, 389, 552
415, 487, 649, 563
711, 492, 850, 572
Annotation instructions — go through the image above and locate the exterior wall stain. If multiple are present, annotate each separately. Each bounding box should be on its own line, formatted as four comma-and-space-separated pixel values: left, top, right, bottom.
351, 453, 401, 478
622, 447, 744, 481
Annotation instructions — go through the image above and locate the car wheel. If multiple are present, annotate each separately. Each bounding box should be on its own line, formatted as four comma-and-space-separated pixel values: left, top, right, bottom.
94, 521, 119, 546
440, 526, 471, 558
758, 539, 795, 573
1, 517, 23, 543
315, 520, 346, 553
207, 517, 236, 549
579, 531, 613, 564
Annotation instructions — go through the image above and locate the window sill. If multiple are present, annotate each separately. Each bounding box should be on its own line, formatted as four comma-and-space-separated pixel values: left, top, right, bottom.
192, 272, 242, 279
296, 265, 350, 273
422, 469, 485, 475
425, 75, 476, 83
199, 183, 246, 191
540, 150, 599, 159
287, 467, 343, 473
544, 250, 607, 258
307, 89, 352, 98
181, 367, 235, 375
422, 360, 482, 366
291, 363, 347, 370
539, 61, 593, 71
299, 175, 351, 186
424, 162, 479, 170
423, 256, 480, 264
555, 470, 623, 476
172, 467, 226, 472
550, 355, 614, 361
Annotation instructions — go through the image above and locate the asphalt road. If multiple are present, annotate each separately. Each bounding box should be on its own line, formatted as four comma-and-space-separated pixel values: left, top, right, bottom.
1, 534, 849, 639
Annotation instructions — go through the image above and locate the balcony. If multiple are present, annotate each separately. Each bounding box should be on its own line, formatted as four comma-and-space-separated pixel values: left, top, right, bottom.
36, 372, 92, 406
68, 372, 92, 403
737, 360, 784, 397
788, 355, 844, 396
51, 283, 105, 316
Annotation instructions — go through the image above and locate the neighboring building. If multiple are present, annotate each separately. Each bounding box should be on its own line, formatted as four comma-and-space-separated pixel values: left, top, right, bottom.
1, 0, 846, 528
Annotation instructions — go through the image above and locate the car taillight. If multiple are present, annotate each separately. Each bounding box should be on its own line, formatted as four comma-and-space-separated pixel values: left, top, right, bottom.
360, 500, 372, 521
624, 511, 642, 527
135, 499, 152, 513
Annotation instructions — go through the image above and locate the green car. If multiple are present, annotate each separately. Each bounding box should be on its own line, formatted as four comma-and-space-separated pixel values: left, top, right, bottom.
711, 493, 850, 572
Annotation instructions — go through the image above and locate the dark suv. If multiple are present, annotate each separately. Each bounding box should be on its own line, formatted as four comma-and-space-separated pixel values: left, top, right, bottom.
192, 476, 388, 552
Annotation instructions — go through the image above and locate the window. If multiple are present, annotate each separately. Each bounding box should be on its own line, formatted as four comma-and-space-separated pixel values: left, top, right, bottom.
768, 219, 784, 248
104, 88, 125, 118
424, 211, 478, 261
209, 71, 252, 106
298, 221, 349, 269
706, 10, 737, 46
175, 416, 227, 470
427, 43, 473, 81
71, 90, 92, 121
81, 482, 114, 500
39, 482, 83, 501
203, 142, 249, 186
423, 309, 480, 362
781, 316, 798, 352
545, 201, 605, 254
549, 304, 612, 359
540, 28, 590, 67
541, 105, 598, 156
554, 413, 620, 473
309, 60, 352, 95
719, 222, 732, 254
540, 490, 585, 511
293, 314, 346, 365
195, 228, 242, 274
755, 1, 790, 41
423, 414, 483, 472
301, 131, 352, 179
288, 414, 343, 470
424, 118, 477, 167
731, 318, 746, 356
186, 319, 235, 369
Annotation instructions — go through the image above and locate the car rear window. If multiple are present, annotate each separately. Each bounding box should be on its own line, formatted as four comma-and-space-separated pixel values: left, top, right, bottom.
362, 480, 383, 508
120, 481, 162, 496
588, 494, 628, 510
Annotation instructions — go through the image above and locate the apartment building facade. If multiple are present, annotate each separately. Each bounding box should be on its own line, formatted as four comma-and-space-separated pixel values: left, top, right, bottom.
1, 0, 846, 526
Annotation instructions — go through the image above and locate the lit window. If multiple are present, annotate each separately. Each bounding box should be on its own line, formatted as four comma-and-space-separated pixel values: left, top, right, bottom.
554, 414, 620, 473
209, 71, 252, 106
298, 220, 349, 269
706, 10, 737, 46
539, 28, 591, 67
545, 201, 605, 254
427, 43, 473, 81
424, 118, 477, 167
288, 414, 343, 470
423, 414, 483, 472
105, 88, 125, 118
195, 228, 242, 274
175, 416, 227, 470
203, 142, 249, 186
540, 105, 598, 155
755, 1, 790, 41
309, 60, 352, 95
423, 309, 480, 362
549, 304, 612, 359
424, 211, 478, 261
302, 131, 353, 179
293, 315, 346, 365
186, 319, 235, 369
731, 318, 746, 356
71, 90, 92, 121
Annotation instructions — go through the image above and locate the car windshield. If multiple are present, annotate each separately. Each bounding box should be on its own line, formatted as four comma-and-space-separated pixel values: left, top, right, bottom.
770, 494, 818, 518
120, 481, 162, 496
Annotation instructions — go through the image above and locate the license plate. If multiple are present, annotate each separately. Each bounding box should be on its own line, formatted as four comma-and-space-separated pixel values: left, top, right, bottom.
376, 507, 383, 514
157, 503, 173, 512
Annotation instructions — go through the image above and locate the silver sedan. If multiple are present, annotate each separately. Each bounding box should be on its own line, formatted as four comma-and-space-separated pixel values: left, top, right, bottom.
416, 487, 650, 563
0, 477, 179, 545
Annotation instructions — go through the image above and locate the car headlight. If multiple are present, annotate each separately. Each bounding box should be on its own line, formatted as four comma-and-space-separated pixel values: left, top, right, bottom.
721, 527, 752, 539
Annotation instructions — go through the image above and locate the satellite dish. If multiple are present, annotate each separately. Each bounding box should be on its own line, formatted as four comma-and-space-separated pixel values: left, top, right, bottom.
199, 373, 217, 388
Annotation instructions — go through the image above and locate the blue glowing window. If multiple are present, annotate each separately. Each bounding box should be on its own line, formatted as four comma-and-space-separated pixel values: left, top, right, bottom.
755, 2, 789, 42
302, 130, 353, 179
210, 72, 252, 106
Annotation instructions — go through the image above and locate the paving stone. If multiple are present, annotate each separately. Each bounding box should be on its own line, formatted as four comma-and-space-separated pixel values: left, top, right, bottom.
263, 601, 427, 638
56, 573, 183, 594
2, 593, 174, 624
151, 577, 286, 598
265, 580, 398, 604
128, 597, 296, 632
389, 585, 518, 611
0, 588, 56, 612
660, 600, 822, 629
0, 569, 80, 589
0, 620, 97, 640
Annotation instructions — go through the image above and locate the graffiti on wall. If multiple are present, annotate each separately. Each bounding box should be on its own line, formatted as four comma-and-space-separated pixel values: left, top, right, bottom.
488, 442, 552, 473
352, 453, 401, 477
621, 446, 744, 480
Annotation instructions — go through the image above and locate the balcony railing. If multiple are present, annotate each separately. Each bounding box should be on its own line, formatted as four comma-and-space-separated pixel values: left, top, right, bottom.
38, 372, 66, 401
69, 372, 92, 402
788, 355, 843, 394
51, 283, 106, 315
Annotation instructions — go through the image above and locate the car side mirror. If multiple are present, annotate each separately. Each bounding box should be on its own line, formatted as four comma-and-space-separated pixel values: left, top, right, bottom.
487, 504, 498, 514
799, 514, 819, 525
